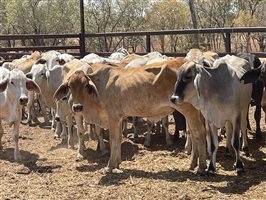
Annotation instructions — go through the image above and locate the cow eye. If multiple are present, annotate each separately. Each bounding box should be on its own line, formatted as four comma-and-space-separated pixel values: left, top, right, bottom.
62, 97, 67, 100
11, 81, 15, 85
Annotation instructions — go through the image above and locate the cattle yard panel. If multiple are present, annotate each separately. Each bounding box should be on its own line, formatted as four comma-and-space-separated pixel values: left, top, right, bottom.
0, 27, 266, 62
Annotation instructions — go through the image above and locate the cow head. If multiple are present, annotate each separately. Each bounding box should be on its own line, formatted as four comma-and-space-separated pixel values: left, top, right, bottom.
55, 94, 73, 122
8, 69, 41, 106
170, 61, 200, 104
26, 60, 50, 87
240, 61, 266, 85
54, 70, 98, 113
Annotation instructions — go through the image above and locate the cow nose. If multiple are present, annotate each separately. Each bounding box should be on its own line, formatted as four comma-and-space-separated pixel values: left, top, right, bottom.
170, 95, 183, 104
19, 97, 28, 105
72, 104, 83, 112
170, 96, 177, 104
55, 116, 60, 122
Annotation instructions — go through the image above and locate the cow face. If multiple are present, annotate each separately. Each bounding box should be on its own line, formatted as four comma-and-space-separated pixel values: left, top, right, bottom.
170, 61, 199, 104
8, 69, 41, 106
26, 62, 49, 87
54, 70, 98, 113
55, 95, 72, 122
240, 62, 266, 86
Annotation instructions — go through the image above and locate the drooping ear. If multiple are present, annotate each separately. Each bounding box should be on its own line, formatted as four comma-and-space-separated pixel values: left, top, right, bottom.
85, 75, 99, 99
194, 71, 201, 99
36, 58, 47, 64
0, 78, 9, 93
53, 82, 70, 101
202, 59, 212, 68
26, 79, 41, 93
240, 67, 261, 84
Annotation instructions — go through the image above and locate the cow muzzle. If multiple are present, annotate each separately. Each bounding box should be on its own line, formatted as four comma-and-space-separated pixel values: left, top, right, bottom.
170, 95, 183, 104
19, 97, 29, 106
72, 104, 83, 113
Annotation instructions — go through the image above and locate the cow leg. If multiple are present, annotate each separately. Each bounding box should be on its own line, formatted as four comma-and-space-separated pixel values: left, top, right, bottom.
0, 122, 4, 151
162, 116, 173, 146
66, 114, 74, 148
184, 130, 192, 154
144, 120, 153, 147
241, 106, 250, 156
60, 121, 68, 141
205, 122, 212, 159
96, 126, 108, 156
182, 108, 207, 175
89, 124, 96, 140
106, 118, 122, 173
254, 105, 262, 139
207, 124, 218, 174
122, 118, 128, 137
74, 114, 86, 160
133, 117, 139, 141
38, 95, 49, 125
225, 122, 234, 155
12, 120, 21, 161
232, 116, 244, 175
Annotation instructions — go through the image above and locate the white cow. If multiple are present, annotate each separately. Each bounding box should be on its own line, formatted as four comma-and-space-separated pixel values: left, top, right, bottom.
171, 55, 252, 175
0, 68, 40, 160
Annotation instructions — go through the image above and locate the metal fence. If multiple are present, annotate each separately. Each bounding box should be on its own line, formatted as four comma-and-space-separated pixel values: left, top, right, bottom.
0, 27, 266, 61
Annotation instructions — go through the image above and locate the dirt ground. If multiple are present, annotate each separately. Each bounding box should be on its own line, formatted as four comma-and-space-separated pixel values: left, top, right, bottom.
0, 107, 265, 200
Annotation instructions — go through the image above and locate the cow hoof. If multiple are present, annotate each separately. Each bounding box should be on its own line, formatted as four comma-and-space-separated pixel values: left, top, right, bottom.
105, 167, 123, 174
207, 170, 216, 176
53, 134, 60, 140
196, 170, 206, 177
236, 168, 245, 176
101, 149, 109, 156
166, 140, 174, 147
242, 147, 250, 157
144, 141, 151, 148
75, 154, 84, 162
255, 134, 263, 140
14, 154, 22, 162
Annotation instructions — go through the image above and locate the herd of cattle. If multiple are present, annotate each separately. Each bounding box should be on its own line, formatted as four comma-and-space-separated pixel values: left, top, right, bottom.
0, 48, 266, 176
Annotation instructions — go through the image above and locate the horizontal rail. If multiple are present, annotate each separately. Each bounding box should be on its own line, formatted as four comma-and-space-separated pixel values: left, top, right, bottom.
0, 34, 79, 40
0, 45, 80, 52
85, 27, 266, 37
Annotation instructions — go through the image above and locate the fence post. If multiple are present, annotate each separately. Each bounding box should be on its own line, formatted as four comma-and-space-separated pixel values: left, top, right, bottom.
225, 32, 231, 53
146, 34, 151, 53
79, 33, 86, 58
79, 0, 85, 58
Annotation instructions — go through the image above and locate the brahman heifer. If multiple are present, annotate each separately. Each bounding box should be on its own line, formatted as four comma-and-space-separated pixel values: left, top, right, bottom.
54, 58, 208, 175
0, 68, 40, 161
171, 55, 252, 175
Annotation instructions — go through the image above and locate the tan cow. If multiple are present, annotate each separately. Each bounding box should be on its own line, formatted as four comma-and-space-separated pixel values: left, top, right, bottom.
54, 58, 207, 175
12, 51, 42, 73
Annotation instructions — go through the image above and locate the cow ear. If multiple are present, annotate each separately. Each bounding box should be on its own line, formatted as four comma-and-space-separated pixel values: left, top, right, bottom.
54, 82, 70, 101
0, 79, 8, 93
58, 59, 66, 65
85, 75, 98, 99
194, 73, 201, 99
26, 80, 41, 93
85, 81, 98, 99
36, 58, 46, 64
240, 67, 261, 84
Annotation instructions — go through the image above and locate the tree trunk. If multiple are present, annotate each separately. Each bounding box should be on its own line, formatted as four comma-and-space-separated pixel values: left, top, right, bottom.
188, 0, 199, 48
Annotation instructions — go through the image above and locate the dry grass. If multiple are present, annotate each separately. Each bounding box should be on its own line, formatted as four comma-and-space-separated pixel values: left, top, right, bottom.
0, 107, 265, 200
